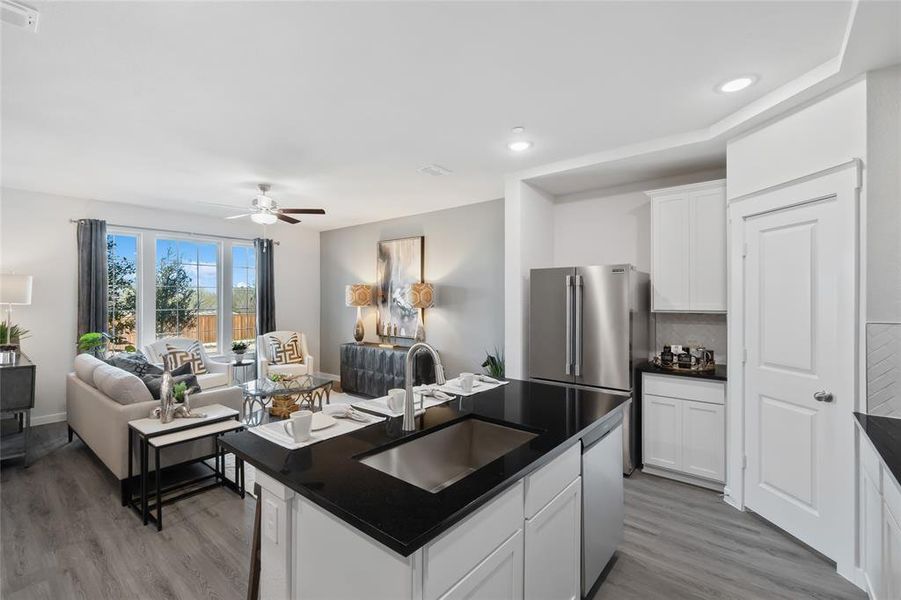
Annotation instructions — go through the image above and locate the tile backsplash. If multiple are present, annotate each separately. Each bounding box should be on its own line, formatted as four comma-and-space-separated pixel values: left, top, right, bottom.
867, 322, 901, 417
652, 313, 728, 364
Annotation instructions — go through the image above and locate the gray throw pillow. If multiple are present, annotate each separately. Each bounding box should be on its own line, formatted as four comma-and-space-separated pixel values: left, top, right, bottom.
106, 352, 162, 377
140, 363, 194, 399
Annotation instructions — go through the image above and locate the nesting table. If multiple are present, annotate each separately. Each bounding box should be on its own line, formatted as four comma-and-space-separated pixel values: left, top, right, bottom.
127, 404, 245, 531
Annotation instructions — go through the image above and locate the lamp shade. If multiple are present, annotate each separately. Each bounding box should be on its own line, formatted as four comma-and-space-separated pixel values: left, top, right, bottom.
0, 274, 33, 305
407, 282, 435, 309
345, 284, 373, 307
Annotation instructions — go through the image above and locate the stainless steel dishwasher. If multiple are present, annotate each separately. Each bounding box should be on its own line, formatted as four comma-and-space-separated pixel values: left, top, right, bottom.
582, 409, 625, 597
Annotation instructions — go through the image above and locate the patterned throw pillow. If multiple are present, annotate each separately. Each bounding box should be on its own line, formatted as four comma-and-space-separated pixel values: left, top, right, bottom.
269, 334, 304, 365
162, 341, 208, 375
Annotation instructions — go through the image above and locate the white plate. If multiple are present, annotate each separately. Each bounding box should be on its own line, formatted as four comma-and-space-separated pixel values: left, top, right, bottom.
311, 412, 337, 431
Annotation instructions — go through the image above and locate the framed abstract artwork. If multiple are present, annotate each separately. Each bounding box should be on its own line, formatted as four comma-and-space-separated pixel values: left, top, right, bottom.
376, 236, 423, 339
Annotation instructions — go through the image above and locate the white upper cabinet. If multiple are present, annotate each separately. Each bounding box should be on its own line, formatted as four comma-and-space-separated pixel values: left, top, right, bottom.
648, 180, 727, 312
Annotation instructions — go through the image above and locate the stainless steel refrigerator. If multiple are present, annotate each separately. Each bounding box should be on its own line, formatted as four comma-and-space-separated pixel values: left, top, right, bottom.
529, 264, 649, 474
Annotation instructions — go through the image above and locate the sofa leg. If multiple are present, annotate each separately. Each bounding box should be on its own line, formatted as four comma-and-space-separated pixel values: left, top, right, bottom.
67, 425, 74, 443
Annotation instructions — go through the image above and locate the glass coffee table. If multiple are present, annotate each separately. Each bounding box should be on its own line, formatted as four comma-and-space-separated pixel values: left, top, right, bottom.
241, 375, 333, 421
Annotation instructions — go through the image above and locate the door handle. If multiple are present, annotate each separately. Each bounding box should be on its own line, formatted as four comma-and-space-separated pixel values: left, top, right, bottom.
813, 391, 834, 403
565, 276, 573, 375
574, 275, 583, 377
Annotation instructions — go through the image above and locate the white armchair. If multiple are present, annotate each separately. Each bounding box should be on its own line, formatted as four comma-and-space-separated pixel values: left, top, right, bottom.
257, 331, 314, 378
143, 337, 233, 390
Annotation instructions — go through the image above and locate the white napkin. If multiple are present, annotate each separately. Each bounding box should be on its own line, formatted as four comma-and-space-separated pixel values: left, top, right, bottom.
249, 413, 385, 450
351, 391, 454, 418
439, 376, 510, 397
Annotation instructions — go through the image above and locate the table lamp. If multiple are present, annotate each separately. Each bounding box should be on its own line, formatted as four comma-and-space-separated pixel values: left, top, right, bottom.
1, 274, 33, 345
345, 284, 373, 343
406, 282, 435, 342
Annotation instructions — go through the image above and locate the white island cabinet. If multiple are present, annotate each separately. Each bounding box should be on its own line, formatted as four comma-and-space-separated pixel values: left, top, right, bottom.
254, 439, 600, 600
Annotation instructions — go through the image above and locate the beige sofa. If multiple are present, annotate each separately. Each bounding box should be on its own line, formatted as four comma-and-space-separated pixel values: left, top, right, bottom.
66, 354, 243, 505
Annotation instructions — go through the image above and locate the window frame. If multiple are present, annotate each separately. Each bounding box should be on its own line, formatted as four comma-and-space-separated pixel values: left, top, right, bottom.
106, 227, 143, 350
231, 242, 257, 352
107, 228, 256, 359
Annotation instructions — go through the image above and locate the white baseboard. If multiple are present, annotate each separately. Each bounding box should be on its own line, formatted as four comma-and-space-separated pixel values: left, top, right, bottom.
641, 465, 725, 492
31, 412, 67, 426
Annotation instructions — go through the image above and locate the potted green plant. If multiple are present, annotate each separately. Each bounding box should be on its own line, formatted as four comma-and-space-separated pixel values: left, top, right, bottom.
481, 347, 505, 379
232, 340, 249, 363
77, 332, 112, 358
0, 322, 29, 346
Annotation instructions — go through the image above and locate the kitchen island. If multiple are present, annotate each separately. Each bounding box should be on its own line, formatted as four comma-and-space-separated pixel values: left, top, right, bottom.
220, 378, 627, 600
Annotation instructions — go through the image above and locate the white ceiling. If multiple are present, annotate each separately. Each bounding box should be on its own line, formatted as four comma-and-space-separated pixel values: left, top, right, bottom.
0, 1, 877, 230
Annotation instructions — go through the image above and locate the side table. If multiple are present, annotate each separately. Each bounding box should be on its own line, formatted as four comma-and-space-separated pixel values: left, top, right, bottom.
128, 404, 245, 531
0, 352, 35, 468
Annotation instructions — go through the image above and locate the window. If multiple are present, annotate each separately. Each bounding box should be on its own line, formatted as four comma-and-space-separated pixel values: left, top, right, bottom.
107, 233, 139, 350
232, 245, 257, 350
155, 238, 219, 352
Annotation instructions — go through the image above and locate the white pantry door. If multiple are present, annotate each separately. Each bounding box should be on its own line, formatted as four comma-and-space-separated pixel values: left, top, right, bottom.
742, 170, 856, 563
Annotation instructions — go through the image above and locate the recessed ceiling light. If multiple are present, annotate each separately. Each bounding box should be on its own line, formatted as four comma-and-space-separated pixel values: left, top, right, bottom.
511, 126, 525, 134
718, 76, 757, 93
508, 140, 532, 152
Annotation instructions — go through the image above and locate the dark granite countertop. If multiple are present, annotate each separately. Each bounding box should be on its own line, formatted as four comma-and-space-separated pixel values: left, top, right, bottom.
638, 361, 728, 382
219, 378, 627, 556
854, 412, 901, 487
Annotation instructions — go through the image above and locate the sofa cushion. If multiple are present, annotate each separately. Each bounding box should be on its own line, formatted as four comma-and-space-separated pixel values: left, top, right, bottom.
139, 363, 195, 399
92, 363, 154, 405
268, 363, 309, 378
196, 372, 228, 390
74, 353, 107, 386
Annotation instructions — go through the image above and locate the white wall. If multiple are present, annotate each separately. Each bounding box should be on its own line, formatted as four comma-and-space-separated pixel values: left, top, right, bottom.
726, 78, 867, 200
504, 180, 555, 379
0, 187, 320, 424
318, 200, 504, 378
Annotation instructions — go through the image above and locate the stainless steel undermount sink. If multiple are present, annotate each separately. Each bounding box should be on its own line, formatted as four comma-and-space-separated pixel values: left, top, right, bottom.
358, 417, 539, 493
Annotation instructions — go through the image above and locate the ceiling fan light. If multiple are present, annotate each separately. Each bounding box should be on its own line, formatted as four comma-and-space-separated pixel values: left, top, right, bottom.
251, 212, 278, 225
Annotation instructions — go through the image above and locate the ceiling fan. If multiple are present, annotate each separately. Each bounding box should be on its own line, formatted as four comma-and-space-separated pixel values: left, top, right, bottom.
226, 184, 325, 225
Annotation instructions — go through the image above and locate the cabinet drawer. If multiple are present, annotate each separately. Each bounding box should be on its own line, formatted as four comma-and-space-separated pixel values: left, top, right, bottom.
643, 373, 724, 405
424, 480, 524, 600
860, 435, 883, 493
524, 443, 580, 519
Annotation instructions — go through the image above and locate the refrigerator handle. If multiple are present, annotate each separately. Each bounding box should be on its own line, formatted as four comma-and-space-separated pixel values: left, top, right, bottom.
565, 275, 573, 375
574, 274, 583, 377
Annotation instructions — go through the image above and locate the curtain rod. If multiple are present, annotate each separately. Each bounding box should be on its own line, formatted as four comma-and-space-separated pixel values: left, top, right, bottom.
68, 219, 280, 245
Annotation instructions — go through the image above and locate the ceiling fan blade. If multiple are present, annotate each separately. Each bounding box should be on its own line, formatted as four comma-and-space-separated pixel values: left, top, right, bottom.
226, 213, 252, 220
278, 208, 326, 215
277, 214, 301, 224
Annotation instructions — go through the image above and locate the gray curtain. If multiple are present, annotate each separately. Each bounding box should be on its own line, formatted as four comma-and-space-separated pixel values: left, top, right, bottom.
255, 238, 276, 335
77, 219, 108, 336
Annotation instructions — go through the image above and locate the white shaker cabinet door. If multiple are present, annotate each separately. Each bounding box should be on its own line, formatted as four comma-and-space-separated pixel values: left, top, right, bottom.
689, 187, 727, 311
885, 507, 901, 600
651, 193, 691, 311
437, 530, 524, 600
524, 477, 581, 600
681, 399, 725, 482
642, 394, 682, 471
861, 469, 883, 599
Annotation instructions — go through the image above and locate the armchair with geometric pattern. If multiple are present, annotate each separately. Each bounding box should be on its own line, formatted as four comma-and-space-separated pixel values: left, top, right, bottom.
256, 331, 314, 379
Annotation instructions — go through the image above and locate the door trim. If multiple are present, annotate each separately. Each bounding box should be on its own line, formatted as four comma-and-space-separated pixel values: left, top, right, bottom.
726, 159, 862, 581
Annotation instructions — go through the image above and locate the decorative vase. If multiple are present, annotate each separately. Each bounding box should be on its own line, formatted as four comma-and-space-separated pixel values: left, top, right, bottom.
158, 371, 176, 423
353, 306, 365, 343
234, 351, 246, 364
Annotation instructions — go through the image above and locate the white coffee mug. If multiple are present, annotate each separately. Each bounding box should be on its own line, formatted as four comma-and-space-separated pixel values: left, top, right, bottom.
283, 410, 313, 442
387, 388, 406, 412
459, 372, 475, 393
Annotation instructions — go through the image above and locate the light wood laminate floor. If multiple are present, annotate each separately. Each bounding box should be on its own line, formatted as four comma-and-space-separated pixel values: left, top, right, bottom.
2, 422, 865, 600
